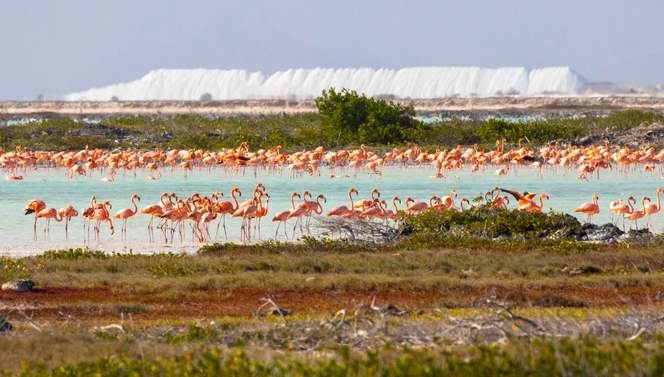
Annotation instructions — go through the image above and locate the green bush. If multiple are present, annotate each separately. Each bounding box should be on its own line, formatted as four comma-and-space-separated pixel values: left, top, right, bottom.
477, 118, 586, 144
315, 88, 430, 145
0, 256, 30, 283
405, 207, 582, 240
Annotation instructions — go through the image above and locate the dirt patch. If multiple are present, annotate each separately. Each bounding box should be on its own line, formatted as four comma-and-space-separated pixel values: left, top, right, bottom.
2, 286, 663, 322
554, 121, 664, 148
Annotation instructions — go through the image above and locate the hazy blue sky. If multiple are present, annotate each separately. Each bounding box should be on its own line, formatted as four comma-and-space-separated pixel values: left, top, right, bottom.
1, 0, 663, 100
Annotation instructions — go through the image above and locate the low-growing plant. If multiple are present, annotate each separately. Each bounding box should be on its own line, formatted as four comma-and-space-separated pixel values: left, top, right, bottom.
0, 256, 30, 283
8, 337, 664, 376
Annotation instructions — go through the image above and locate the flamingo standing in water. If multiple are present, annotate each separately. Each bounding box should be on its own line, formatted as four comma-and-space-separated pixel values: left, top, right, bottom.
272, 192, 300, 240
201, 196, 218, 242
625, 197, 649, 230
232, 191, 264, 241
383, 197, 402, 221
495, 165, 508, 182
113, 194, 141, 240
139, 194, 168, 243
574, 194, 599, 224
216, 188, 241, 239
81, 196, 96, 236
326, 188, 358, 218
35, 207, 64, 241
89, 201, 114, 241
609, 197, 635, 230
58, 205, 78, 239
23, 199, 46, 241
101, 169, 115, 182
643, 188, 663, 231
354, 189, 380, 209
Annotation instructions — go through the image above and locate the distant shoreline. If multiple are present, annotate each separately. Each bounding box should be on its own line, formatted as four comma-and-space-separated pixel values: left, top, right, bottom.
2, 96, 664, 120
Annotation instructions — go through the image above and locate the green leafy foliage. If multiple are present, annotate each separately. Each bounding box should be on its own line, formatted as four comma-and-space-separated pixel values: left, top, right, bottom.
3, 109, 663, 151
315, 88, 430, 145
477, 118, 586, 143
37, 248, 111, 261
405, 207, 583, 240
0, 256, 30, 283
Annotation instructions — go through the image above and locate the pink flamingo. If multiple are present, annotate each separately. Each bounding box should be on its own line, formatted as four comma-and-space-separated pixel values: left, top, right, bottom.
113, 194, 141, 239
326, 188, 358, 218
35, 208, 64, 241
58, 205, 78, 239
573, 194, 599, 224
643, 188, 663, 231
272, 192, 300, 240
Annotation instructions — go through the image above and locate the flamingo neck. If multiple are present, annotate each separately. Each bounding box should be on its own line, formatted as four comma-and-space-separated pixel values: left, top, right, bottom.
231, 190, 239, 208
131, 197, 138, 215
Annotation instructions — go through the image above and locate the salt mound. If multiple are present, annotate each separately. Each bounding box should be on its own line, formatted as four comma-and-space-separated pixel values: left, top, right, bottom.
66, 66, 587, 101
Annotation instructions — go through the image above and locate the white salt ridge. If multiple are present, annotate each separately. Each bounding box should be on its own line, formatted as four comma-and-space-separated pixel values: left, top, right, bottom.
65, 66, 587, 101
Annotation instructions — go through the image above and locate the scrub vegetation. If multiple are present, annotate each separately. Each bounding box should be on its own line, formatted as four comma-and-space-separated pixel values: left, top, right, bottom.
2, 209, 664, 374
1, 99, 663, 152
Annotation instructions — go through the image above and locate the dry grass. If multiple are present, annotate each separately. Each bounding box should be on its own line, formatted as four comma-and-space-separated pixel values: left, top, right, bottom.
24, 247, 664, 294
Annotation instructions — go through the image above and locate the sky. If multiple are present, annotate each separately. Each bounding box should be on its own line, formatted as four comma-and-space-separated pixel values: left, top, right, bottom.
1, 0, 663, 100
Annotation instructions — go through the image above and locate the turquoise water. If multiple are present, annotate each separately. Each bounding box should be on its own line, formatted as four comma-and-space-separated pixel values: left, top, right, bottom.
1, 164, 662, 256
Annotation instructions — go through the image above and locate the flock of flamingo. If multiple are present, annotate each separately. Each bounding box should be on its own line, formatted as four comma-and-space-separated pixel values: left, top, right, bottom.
4, 138, 664, 243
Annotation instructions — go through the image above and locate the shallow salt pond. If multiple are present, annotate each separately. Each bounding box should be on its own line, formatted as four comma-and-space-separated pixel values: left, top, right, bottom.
1, 164, 662, 256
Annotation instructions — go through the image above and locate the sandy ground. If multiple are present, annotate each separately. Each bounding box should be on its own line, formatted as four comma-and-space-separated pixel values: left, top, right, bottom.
2, 96, 664, 119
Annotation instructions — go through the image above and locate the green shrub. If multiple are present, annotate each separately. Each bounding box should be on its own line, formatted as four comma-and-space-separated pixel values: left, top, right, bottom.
0, 256, 30, 283
315, 88, 430, 145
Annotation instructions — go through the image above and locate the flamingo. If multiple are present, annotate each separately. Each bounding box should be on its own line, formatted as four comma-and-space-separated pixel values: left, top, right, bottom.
354, 189, 380, 209
101, 169, 115, 182
608, 199, 624, 223
232, 191, 264, 241
113, 194, 141, 239
609, 197, 635, 230
573, 194, 599, 224
625, 197, 649, 230
519, 194, 549, 213
272, 192, 301, 240
88, 201, 114, 241
495, 165, 508, 182
643, 188, 663, 231
404, 197, 429, 215
201, 197, 218, 242
360, 200, 385, 220
35, 208, 64, 241
216, 188, 241, 239
286, 203, 309, 239
139, 196, 166, 243
327, 188, 358, 217
459, 198, 470, 212
23, 199, 46, 241
58, 205, 78, 239
440, 189, 457, 210
383, 197, 402, 221
299, 194, 326, 232
145, 172, 161, 180
254, 194, 270, 238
